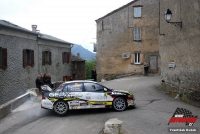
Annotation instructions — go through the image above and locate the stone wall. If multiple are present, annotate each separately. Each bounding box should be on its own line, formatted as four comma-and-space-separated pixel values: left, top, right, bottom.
159, 0, 200, 107
96, 0, 160, 81
72, 61, 86, 80
0, 30, 38, 105
38, 39, 71, 82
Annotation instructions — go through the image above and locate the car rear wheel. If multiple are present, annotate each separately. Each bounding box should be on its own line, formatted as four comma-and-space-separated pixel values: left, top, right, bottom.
113, 97, 126, 111
54, 101, 68, 115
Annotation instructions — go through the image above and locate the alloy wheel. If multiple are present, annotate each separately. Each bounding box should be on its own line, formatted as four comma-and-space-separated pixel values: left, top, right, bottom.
113, 97, 126, 111
54, 101, 68, 115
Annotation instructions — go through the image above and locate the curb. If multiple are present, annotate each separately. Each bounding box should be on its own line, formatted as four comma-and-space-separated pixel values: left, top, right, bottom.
0, 92, 30, 120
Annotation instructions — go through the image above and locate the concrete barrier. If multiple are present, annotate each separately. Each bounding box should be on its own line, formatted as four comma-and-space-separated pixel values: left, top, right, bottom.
0, 92, 30, 120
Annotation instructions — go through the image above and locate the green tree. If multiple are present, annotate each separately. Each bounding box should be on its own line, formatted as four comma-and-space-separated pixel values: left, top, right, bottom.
85, 60, 96, 79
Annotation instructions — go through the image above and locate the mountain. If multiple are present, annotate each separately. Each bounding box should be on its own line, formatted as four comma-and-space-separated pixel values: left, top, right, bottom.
71, 44, 96, 61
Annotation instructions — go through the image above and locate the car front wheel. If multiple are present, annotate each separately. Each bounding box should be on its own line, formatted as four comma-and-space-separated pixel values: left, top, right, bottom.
113, 97, 126, 111
53, 101, 68, 115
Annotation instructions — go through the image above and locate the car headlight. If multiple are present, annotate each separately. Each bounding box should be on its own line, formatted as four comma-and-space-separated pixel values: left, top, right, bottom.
128, 95, 134, 98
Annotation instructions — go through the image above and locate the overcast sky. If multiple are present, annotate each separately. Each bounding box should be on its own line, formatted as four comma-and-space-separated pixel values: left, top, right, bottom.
0, 0, 133, 52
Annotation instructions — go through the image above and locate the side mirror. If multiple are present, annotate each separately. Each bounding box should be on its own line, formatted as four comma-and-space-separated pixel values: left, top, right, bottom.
104, 88, 107, 92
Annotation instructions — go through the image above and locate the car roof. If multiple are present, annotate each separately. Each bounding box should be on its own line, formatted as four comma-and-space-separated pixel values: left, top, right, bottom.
62, 80, 98, 84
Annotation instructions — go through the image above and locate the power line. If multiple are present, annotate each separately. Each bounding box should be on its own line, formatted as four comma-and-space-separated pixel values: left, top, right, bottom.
72, 26, 95, 53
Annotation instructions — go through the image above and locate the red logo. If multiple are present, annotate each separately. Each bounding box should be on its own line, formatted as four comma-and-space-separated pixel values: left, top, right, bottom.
168, 107, 198, 126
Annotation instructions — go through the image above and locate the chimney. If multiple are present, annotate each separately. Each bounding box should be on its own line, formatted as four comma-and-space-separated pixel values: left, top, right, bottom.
32, 25, 37, 32
77, 53, 80, 57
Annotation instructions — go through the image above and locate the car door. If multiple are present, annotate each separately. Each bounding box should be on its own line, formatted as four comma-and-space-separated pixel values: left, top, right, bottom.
63, 82, 88, 109
83, 82, 112, 107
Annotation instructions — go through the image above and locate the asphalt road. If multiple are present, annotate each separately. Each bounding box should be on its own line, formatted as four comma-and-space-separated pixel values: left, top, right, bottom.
0, 75, 199, 134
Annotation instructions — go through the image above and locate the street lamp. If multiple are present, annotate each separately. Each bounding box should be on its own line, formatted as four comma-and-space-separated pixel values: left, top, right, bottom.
164, 9, 182, 29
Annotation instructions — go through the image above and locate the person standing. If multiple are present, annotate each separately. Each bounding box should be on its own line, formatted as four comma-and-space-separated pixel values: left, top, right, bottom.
35, 75, 44, 94
91, 67, 97, 81
144, 61, 149, 76
47, 74, 53, 88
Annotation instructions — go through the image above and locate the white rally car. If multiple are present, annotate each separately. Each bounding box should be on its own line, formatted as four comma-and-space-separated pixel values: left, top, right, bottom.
41, 80, 135, 115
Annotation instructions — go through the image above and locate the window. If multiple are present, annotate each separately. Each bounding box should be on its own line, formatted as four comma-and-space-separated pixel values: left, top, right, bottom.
134, 53, 140, 64
67, 82, 83, 92
42, 51, 51, 65
0, 47, 7, 70
23, 49, 34, 67
134, 7, 142, 17
134, 28, 141, 41
62, 52, 70, 64
84, 83, 104, 92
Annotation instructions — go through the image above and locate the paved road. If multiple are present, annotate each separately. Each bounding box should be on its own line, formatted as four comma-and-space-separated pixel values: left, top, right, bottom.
0, 75, 199, 134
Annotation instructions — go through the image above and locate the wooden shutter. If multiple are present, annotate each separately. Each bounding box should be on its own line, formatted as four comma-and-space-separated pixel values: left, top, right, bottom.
140, 53, 145, 64
2, 48, 7, 70
67, 52, 70, 64
49, 52, 52, 65
42, 51, 45, 65
23, 49, 27, 68
31, 50, 34, 67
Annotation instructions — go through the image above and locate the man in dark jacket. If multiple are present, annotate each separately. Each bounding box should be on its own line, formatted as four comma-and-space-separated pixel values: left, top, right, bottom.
35, 75, 44, 93
91, 67, 97, 81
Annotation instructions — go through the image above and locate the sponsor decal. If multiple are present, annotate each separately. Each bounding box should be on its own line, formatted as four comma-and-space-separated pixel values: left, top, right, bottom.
86, 96, 91, 100
80, 103, 88, 106
71, 106, 78, 109
91, 105, 105, 108
89, 101, 112, 105
168, 107, 198, 133
48, 92, 81, 98
69, 101, 80, 106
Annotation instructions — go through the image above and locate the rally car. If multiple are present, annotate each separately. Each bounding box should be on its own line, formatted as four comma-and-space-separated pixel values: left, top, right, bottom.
41, 80, 135, 115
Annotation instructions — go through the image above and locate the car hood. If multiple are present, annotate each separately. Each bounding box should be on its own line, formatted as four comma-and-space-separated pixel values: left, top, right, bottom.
111, 89, 133, 95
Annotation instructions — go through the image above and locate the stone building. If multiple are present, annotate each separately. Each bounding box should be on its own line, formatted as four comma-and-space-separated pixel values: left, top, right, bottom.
95, 0, 160, 80
71, 53, 86, 80
159, 0, 200, 107
0, 20, 72, 105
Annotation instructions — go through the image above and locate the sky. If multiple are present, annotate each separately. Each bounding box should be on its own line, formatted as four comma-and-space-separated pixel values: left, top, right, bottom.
0, 0, 134, 52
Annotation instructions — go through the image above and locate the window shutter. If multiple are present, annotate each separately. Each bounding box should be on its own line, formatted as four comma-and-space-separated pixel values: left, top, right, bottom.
67, 52, 70, 64
2, 48, 7, 70
138, 28, 141, 40
134, 28, 137, 40
140, 53, 145, 64
31, 50, 34, 67
23, 49, 27, 68
49, 52, 52, 65
42, 51, 45, 65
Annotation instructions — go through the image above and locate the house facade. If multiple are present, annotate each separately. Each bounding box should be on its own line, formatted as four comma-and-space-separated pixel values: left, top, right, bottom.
71, 53, 86, 80
95, 0, 160, 80
0, 20, 72, 105
159, 0, 200, 106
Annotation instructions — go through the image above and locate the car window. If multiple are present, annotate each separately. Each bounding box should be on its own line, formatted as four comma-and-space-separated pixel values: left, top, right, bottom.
84, 83, 104, 92
63, 85, 68, 92
67, 82, 83, 92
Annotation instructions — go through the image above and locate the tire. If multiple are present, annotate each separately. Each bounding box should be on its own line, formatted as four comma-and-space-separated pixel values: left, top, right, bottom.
112, 97, 127, 111
53, 100, 68, 115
